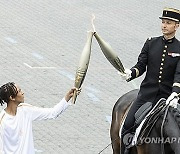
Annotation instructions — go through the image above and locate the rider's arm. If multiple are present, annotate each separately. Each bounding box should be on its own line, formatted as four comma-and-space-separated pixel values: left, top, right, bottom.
172, 59, 180, 95
128, 38, 150, 81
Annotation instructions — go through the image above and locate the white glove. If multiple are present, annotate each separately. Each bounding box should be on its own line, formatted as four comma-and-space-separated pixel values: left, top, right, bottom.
166, 92, 179, 108
118, 69, 132, 81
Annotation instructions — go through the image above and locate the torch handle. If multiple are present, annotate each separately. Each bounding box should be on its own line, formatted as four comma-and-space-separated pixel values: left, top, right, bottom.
72, 89, 77, 104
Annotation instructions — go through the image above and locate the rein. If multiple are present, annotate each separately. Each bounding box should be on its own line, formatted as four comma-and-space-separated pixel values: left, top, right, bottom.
137, 100, 169, 154
137, 99, 167, 142
98, 103, 133, 154
98, 136, 119, 154
160, 105, 170, 154
160, 96, 177, 154
98, 124, 137, 154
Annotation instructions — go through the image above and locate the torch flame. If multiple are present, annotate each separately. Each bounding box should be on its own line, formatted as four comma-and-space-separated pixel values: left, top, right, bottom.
91, 14, 96, 32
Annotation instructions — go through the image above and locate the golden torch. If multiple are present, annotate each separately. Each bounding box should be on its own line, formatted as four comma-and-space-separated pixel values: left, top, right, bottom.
91, 14, 125, 73
72, 31, 93, 104
94, 32, 125, 74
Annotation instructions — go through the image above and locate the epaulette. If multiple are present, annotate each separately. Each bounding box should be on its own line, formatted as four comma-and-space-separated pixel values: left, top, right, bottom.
148, 37, 152, 40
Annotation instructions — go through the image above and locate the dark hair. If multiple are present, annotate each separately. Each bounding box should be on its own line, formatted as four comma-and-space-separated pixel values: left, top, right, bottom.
0, 82, 18, 106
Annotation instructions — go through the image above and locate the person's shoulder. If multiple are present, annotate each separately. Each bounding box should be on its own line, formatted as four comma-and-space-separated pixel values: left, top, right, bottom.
0, 110, 5, 124
175, 37, 180, 43
173, 38, 180, 49
147, 37, 153, 41
147, 36, 160, 41
17, 103, 36, 114
0, 109, 5, 117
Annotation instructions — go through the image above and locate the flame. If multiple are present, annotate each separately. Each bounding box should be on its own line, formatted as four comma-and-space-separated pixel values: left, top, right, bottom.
91, 14, 96, 32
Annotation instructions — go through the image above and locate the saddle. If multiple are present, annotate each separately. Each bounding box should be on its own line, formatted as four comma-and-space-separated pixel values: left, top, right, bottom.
134, 101, 152, 126
136, 98, 167, 145
123, 98, 167, 148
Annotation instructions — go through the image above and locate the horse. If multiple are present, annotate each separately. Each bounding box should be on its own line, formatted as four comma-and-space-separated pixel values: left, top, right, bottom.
110, 89, 180, 154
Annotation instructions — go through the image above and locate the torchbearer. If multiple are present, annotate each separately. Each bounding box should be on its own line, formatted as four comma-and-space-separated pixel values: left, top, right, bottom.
72, 31, 93, 104
0, 82, 81, 154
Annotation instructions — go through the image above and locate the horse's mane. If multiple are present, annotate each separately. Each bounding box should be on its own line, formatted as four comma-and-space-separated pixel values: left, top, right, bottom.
168, 105, 180, 128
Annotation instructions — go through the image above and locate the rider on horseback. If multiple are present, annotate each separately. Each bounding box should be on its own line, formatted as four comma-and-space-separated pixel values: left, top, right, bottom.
120, 7, 180, 154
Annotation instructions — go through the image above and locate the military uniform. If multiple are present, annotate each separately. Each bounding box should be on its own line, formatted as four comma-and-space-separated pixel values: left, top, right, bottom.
130, 36, 180, 102
121, 7, 180, 154
122, 36, 180, 136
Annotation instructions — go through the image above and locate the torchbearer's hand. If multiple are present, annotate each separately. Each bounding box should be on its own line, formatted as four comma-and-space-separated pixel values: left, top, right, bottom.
166, 92, 179, 108
118, 69, 132, 82
65, 87, 81, 102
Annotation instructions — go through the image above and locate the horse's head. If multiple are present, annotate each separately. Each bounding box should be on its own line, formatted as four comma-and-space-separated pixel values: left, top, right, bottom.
150, 105, 180, 153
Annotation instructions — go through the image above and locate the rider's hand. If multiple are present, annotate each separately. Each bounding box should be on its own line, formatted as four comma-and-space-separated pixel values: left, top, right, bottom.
166, 92, 179, 108
65, 87, 81, 102
118, 69, 132, 81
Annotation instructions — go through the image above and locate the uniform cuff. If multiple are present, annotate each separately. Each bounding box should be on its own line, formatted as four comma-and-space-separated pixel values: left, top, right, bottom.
172, 83, 180, 95
130, 68, 139, 79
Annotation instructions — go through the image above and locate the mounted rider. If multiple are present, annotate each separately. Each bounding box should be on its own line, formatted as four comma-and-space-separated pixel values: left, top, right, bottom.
120, 7, 180, 154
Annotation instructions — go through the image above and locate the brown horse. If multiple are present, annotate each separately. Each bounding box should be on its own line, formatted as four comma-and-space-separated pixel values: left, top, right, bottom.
110, 89, 180, 154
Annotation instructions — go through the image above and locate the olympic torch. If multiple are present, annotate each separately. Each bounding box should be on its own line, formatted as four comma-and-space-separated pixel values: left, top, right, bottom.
94, 32, 125, 74
72, 31, 93, 104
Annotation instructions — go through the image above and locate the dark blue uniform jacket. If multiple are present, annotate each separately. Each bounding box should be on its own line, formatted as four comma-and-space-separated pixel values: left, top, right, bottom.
130, 36, 180, 102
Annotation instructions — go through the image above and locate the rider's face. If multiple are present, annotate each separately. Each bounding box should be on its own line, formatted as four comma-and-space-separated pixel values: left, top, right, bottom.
161, 19, 179, 36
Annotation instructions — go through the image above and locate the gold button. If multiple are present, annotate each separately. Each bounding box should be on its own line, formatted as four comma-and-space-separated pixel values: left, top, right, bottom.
159, 76, 162, 78
162, 54, 165, 57
165, 45, 168, 48
161, 63, 164, 66
163, 50, 166, 53
162, 58, 165, 61
160, 67, 163, 70
159, 80, 161, 83
160, 71, 162, 74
